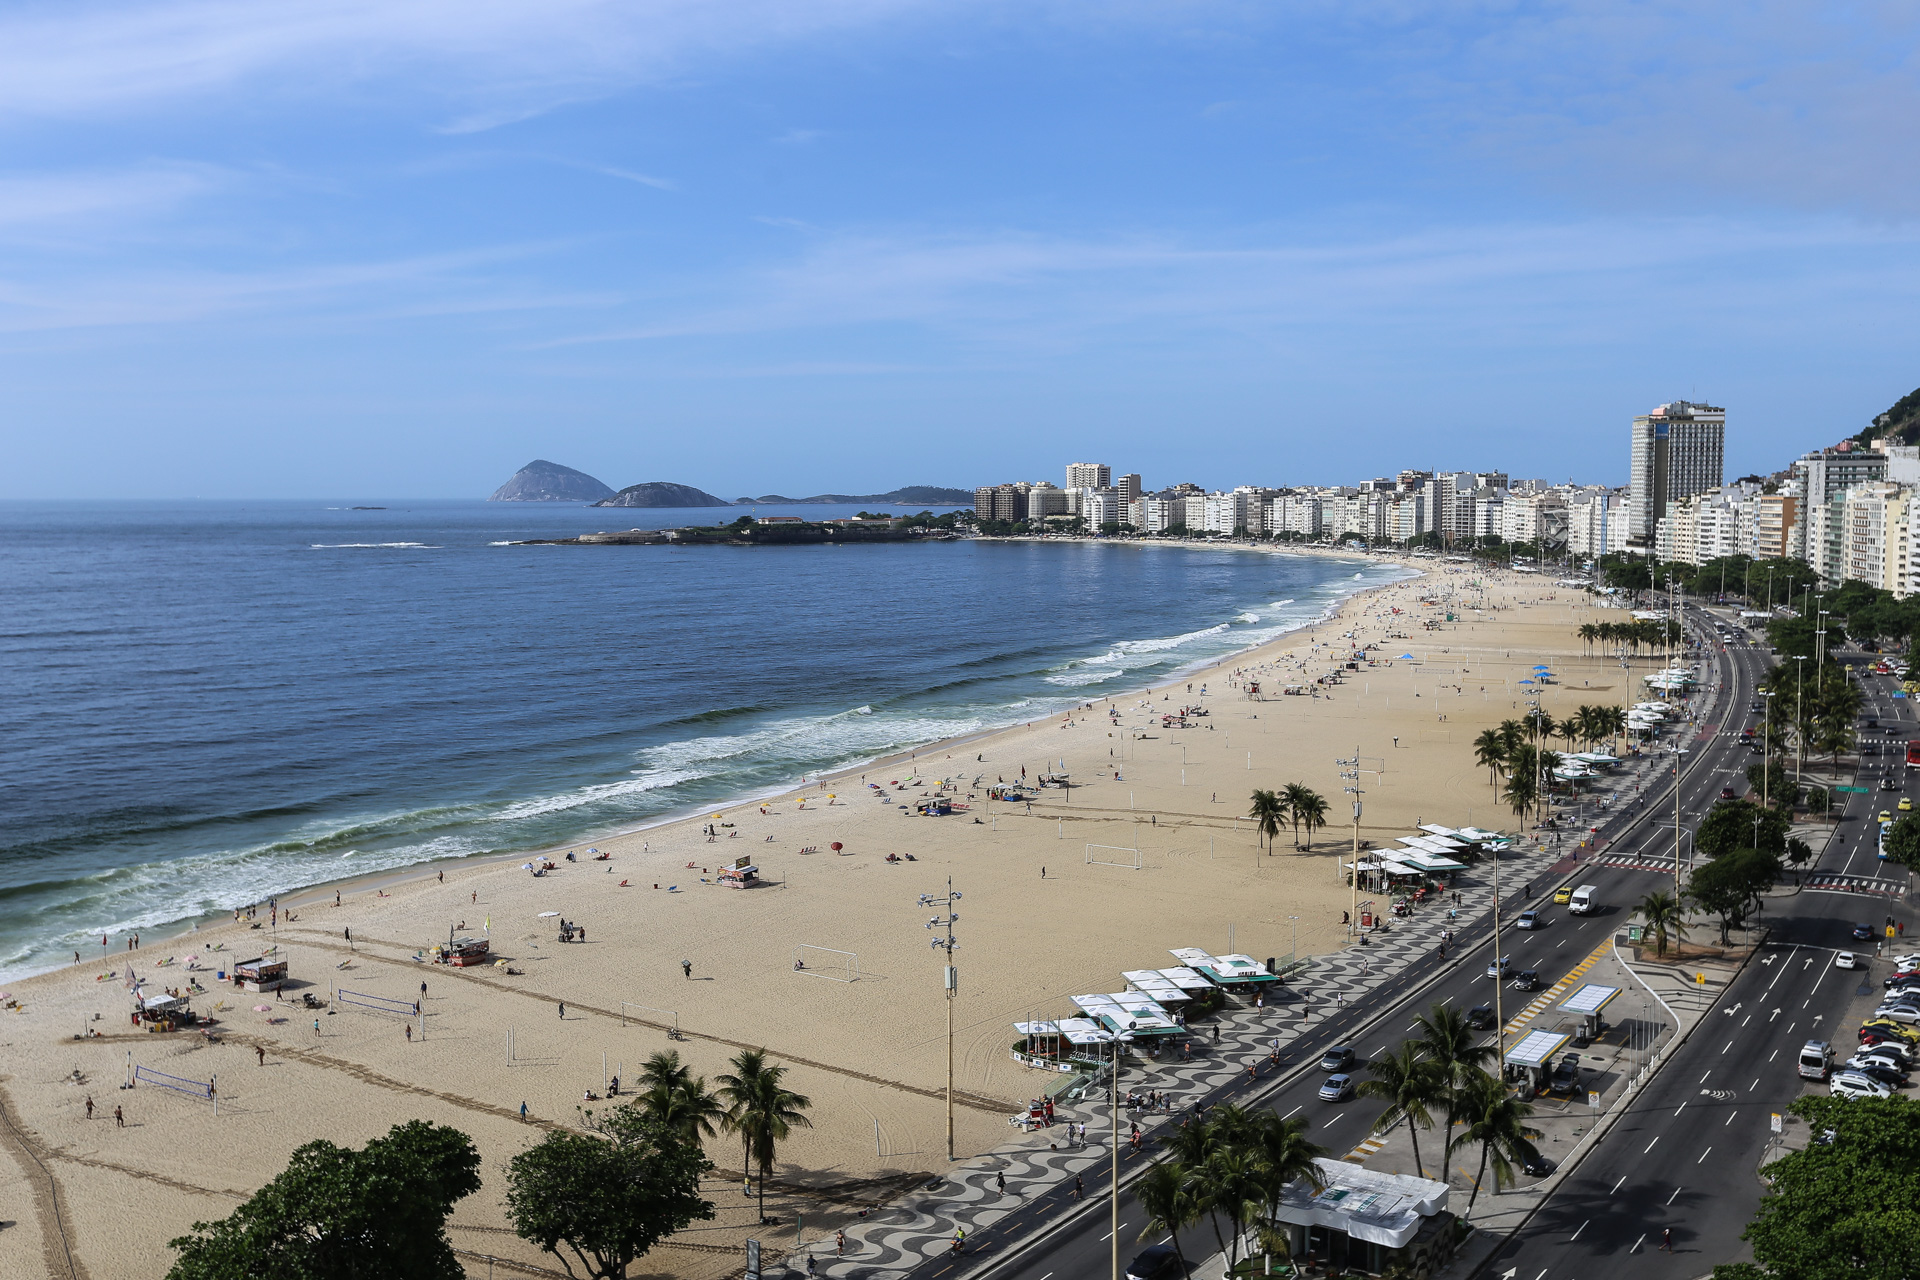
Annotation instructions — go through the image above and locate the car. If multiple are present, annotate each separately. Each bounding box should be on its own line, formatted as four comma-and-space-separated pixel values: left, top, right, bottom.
1487, 955, 1514, 979
1549, 1053, 1582, 1095
1845, 1057, 1910, 1087
1869, 718, 1881, 729
1860, 1019, 1920, 1044
1887, 969, 1920, 987
1517, 910, 1542, 930
1903, 798, 1913, 812
1519, 1152, 1555, 1177
1467, 1004, 1496, 1030
1832, 1072, 1894, 1100
1887, 777, 1903, 792
1126, 1245, 1182, 1280
1552, 885, 1573, 904
1513, 969, 1542, 991
1319, 1046, 1355, 1073
1838, 951, 1862, 970
1891, 953, 1920, 970
1862, 1036, 1916, 1062
1881, 811, 1896, 823
1319, 1073, 1355, 1102
1854, 924, 1877, 941
1876, 1004, 1920, 1025
1855, 1046, 1911, 1074
1720, 786, 1738, 800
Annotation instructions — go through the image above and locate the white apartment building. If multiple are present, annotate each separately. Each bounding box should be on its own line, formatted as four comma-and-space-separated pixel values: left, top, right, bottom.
1842, 481, 1912, 595
1026, 481, 1069, 519
1269, 493, 1323, 537
1083, 489, 1125, 530
1065, 462, 1112, 491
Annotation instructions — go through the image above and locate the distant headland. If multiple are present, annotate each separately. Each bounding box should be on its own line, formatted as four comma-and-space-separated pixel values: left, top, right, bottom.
486, 461, 971, 508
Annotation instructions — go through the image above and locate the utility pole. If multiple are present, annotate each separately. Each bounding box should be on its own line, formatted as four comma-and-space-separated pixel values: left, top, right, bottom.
1109, 1027, 1132, 1280
920, 881, 962, 1162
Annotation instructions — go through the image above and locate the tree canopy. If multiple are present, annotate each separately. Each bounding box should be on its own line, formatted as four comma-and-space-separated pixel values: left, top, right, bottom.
1697, 799, 1790, 858
1686, 847, 1781, 943
506, 1106, 714, 1280
1715, 1095, 1920, 1280
166, 1121, 481, 1280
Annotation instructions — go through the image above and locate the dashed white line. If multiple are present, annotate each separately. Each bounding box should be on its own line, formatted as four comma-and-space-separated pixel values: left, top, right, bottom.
1644, 1136, 1660, 1154
1282, 1105, 1302, 1120
1323, 1117, 1342, 1128
1631, 1233, 1647, 1253
1723, 1040, 1734, 1054
1727, 1111, 1738, 1126
1610, 1175, 1626, 1194
1698, 1147, 1712, 1163
1674, 1102, 1687, 1117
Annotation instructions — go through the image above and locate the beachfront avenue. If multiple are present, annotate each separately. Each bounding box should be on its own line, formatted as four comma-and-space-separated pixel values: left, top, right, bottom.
943, 602, 1909, 1280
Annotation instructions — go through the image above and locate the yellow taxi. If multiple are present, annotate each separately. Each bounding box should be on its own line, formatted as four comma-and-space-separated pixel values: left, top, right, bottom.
1553, 885, 1574, 904
1881, 811, 1895, 824
1902, 798, 1913, 812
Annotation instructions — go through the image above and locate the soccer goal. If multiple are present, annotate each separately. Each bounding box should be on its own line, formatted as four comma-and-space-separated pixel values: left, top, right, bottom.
792, 945, 859, 982
619, 1003, 680, 1035
1085, 843, 1143, 870
335, 987, 419, 1019
133, 1064, 217, 1114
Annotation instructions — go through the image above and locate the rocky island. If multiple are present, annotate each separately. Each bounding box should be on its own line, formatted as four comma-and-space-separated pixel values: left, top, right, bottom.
488, 460, 616, 502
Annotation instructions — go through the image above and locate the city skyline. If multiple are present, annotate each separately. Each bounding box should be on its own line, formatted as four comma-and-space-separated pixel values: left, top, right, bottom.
2, 4, 1920, 498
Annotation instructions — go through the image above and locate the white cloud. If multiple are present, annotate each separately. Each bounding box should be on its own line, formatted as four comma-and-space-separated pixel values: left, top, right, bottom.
0, 0, 929, 123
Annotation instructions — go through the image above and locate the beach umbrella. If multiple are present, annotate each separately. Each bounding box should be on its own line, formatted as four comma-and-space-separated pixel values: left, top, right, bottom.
1398, 653, 1415, 659
1533, 664, 1550, 670
254, 1005, 272, 1012
831, 842, 843, 852
1517, 679, 1535, 685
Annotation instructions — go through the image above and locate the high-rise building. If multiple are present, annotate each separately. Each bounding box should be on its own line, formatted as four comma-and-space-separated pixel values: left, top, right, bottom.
1627, 400, 1725, 550
1065, 462, 1111, 491
1116, 473, 1143, 505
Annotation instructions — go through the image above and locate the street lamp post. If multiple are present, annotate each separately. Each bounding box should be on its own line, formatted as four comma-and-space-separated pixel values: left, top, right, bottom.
919, 882, 963, 1163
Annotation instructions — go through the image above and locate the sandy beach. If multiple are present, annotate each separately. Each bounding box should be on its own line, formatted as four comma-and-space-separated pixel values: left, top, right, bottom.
0, 552, 1634, 1280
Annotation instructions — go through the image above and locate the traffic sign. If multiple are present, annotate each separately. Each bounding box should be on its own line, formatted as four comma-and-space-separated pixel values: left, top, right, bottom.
1771, 1112, 1783, 1134
1838, 786, 1871, 794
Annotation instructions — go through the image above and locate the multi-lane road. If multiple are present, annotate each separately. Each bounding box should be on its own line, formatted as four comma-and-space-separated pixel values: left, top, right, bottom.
962, 608, 1915, 1280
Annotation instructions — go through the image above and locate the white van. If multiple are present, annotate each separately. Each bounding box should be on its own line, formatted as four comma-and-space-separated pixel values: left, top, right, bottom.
1799, 1040, 1834, 1080
1568, 885, 1599, 915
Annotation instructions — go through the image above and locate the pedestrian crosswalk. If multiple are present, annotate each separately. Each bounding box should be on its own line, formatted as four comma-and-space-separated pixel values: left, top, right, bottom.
1343, 1132, 1390, 1163
1806, 872, 1905, 897
1500, 937, 1615, 1037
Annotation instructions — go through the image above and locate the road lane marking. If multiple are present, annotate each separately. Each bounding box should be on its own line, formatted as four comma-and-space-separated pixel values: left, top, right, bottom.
1727, 1111, 1738, 1125
1751, 1078, 1759, 1091
1698, 1146, 1712, 1163
1631, 1233, 1647, 1253
1723, 1039, 1734, 1053
1644, 1136, 1660, 1154
1674, 1102, 1686, 1116
1769, 1049, 1779, 1062
1570, 1220, 1588, 1241
1700, 1070, 1712, 1082
1282, 1105, 1302, 1119
1611, 1175, 1626, 1194
1324, 1116, 1342, 1128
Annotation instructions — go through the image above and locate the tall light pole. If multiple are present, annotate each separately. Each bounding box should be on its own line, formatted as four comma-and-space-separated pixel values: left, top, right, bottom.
1336, 748, 1385, 939
1108, 1026, 1133, 1280
920, 882, 962, 1162
1793, 654, 1809, 788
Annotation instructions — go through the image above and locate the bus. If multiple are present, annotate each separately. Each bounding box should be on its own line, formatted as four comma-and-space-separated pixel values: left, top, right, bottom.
1908, 740, 1920, 769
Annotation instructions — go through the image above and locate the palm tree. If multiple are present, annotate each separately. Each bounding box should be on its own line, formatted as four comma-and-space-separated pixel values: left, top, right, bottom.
1136, 1162, 1199, 1280
635, 1051, 728, 1146
1292, 788, 1330, 850
1281, 782, 1314, 849
1471, 729, 1507, 793
1192, 1147, 1267, 1273
1497, 719, 1527, 758
1413, 1002, 1498, 1160
1248, 1111, 1326, 1247
1358, 1042, 1447, 1179
1637, 890, 1689, 958
1248, 788, 1286, 852
1447, 1071, 1542, 1219
716, 1049, 814, 1222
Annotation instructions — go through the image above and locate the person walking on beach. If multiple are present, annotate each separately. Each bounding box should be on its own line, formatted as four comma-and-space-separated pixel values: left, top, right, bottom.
84, 1096, 93, 1120
557, 1002, 566, 1019
405, 1023, 412, 1042
681, 959, 693, 979
313, 1019, 321, 1037
114, 1105, 124, 1128
256, 1045, 266, 1066
520, 1101, 529, 1121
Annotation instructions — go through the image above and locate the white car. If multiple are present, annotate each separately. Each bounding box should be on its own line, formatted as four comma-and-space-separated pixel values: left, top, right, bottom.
1894, 953, 1920, 970
1832, 1072, 1894, 1099
1837, 951, 1862, 969
1876, 1004, 1920, 1025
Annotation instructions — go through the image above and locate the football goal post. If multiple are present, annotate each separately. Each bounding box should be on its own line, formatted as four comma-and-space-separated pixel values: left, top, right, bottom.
792, 945, 859, 982
1085, 843, 1143, 870
619, 1003, 680, 1035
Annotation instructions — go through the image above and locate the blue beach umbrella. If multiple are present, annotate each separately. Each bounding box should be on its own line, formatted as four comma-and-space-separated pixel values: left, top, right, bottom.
1517, 679, 1536, 685
1398, 653, 1415, 660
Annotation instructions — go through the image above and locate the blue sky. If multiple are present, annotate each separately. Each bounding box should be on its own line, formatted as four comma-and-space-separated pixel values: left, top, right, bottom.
2, 0, 1918, 498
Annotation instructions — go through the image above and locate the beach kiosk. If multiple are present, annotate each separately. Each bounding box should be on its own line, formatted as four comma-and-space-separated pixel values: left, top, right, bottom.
135, 992, 191, 1029
438, 935, 491, 968
1069, 993, 1183, 1042
1267, 1158, 1456, 1278
716, 857, 760, 889
1557, 984, 1621, 1043
1504, 1028, 1573, 1094
1169, 948, 1282, 995
1121, 970, 1194, 1008
231, 956, 287, 993
1011, 1018, 1112, 1072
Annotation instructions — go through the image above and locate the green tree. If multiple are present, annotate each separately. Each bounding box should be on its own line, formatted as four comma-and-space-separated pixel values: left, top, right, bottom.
636, 1051, 726, 1146
1289, 786, 1329, 850
1885, 815, 1920, 870
1698, 799, 1789, 858
1720, 1094, 1920, 1280
1135, 1161, 1200, 1280
1248, 788, 1286, 852
1414, 1001, 1500, 1161
1687, 848, 1782, 943
506, 1107, 714, 1280
1746, 757, 1791, 807
1471, 729, 1508, 793
1638, 889, 1689, 958
1447, 1071, 1542, 1219
1358, 1042, 1448, 1179
166, 1121, 481, 1280
716, 1048, 814, 1223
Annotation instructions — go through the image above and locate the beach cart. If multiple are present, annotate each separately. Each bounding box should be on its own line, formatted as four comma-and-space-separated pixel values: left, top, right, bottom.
231, 957, 287, 992
717, 858, 760, 888
438, 935, 492, 967
135, 992, 191, 1029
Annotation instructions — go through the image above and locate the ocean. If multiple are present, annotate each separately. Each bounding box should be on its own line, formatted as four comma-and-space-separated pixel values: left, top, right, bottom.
0, 500, 1410, 979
